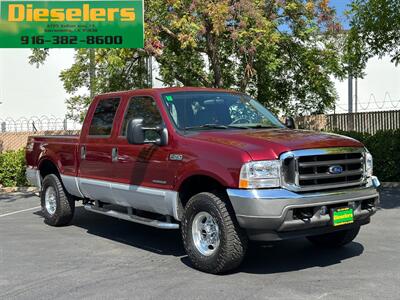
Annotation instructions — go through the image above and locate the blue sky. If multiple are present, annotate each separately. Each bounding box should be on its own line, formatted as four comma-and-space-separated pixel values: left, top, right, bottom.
330, 0, 352, 29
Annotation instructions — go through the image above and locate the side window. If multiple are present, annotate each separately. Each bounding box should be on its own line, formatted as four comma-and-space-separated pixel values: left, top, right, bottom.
88, 98, 120, 136
121, 96, 162, 136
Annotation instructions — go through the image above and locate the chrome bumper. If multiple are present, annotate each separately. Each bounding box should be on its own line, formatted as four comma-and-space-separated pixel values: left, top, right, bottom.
26, 167, 41, 189
227, 176, 380, 241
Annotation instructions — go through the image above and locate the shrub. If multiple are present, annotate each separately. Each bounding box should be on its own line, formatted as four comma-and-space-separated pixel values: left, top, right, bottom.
334, 129, 400, 182
0, 149, 28, 187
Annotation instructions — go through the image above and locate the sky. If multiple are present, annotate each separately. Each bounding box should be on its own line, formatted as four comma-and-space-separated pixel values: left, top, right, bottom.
0, 0, 399, 120
330, 0, 352, 29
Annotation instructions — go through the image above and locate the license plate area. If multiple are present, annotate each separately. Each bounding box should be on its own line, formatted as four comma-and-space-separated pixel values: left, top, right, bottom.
331, 207, 354, 226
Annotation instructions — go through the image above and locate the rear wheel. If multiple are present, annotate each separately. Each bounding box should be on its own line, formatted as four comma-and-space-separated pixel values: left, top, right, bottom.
181, 192, 247, 274
41, 174, 75, 226
307, 226, 360, 248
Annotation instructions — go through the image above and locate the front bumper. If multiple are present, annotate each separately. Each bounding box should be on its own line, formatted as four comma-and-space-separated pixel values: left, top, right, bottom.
227, 176, 380, 241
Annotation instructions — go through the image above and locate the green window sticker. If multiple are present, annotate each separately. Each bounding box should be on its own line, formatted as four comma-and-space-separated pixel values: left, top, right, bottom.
165, 95, 173, 102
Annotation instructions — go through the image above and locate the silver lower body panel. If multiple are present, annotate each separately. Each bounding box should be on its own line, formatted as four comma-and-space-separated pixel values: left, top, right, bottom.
61, 175, 180, 221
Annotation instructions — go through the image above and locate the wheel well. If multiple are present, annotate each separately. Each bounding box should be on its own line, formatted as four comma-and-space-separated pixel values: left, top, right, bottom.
178, 175, 226, 208
39, 160, 60, 179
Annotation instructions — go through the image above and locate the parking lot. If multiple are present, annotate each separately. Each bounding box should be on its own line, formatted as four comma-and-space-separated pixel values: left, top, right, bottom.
0, 188, 399, 299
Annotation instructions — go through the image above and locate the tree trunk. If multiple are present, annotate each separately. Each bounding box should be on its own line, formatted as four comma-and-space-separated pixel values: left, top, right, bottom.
205, 20, 223, 88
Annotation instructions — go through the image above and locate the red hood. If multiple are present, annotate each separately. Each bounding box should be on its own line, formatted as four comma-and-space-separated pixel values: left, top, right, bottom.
188, 129, 363, 160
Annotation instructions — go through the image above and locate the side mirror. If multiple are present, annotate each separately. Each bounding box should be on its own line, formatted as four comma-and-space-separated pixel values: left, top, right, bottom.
127, 119, 168, 146
285, 117, 296, 129
127, 119, 145, 144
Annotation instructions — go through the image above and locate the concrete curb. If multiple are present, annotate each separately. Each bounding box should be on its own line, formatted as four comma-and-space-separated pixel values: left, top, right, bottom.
0, 187, 39, 193
380, 182, 400, 188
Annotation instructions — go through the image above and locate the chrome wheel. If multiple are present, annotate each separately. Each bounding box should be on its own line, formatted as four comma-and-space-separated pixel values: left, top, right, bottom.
192, 212, 220, 256
45, 186, 57, 215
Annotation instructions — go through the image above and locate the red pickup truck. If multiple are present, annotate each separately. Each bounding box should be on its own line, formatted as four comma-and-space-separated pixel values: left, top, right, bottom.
26, 87, 380, 273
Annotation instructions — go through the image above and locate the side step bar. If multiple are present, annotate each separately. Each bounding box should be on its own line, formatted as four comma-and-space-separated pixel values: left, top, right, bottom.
84, 204, 179, 230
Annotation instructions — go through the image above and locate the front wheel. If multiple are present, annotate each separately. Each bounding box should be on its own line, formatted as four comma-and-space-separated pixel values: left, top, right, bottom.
307, 226, 361, 248
181, 192, 247, 274
40, 174, 75, 226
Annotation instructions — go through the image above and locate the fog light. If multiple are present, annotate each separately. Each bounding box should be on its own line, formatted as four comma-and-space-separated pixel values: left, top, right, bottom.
320, 206, 328, 215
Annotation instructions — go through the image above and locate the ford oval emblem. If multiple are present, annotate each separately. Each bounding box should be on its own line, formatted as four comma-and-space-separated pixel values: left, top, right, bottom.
329, 165, 343, 174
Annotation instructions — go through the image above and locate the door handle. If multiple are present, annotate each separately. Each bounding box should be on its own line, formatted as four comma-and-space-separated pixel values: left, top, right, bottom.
80, 146, 86, 160
112, 147, 118, 162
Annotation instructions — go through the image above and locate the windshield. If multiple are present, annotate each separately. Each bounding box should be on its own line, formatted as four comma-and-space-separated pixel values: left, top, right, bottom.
161, 91, 284, 131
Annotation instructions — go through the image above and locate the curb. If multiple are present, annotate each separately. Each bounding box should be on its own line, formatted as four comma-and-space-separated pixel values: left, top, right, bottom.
380, 182, 400, 188
0, 187, 38, 193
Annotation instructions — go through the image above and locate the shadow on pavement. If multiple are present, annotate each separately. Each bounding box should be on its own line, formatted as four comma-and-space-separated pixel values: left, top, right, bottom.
180, 239, 364, 275
35, 206, 186, 257
0, 192, 37, 202
236, 240, 364, 274
378, 188, 400, 209
35, 206, 365, 275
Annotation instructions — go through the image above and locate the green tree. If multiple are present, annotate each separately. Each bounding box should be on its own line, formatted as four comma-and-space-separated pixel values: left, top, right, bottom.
345, 0, 400, 76
31, 0, 346, 117
145, 0, 346, 115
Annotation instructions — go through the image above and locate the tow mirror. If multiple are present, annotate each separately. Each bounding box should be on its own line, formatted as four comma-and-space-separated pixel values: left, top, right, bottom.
127, 119, 168, 146
127, 119, 145, 144
285, 117, 296, 129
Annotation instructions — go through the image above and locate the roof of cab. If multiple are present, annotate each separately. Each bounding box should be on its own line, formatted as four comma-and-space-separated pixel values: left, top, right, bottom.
94, 87, 240, 99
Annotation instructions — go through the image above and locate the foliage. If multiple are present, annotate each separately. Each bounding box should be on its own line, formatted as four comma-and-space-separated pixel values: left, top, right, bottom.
30, 1, 347, 118
146, 0, 346, 115
334, 129, 400, 182
0, 149, 28, 187
345, 0, 400, 76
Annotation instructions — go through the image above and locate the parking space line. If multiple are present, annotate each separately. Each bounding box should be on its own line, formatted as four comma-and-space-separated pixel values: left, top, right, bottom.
0, 206, 41, 218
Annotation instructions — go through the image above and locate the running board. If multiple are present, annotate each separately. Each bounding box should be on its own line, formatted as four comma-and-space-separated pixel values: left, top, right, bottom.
84, 205, 179, 229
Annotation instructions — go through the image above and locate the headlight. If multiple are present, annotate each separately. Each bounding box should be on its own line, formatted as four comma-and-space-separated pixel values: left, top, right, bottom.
365, 152, 373, 177
239, 160, 281, 189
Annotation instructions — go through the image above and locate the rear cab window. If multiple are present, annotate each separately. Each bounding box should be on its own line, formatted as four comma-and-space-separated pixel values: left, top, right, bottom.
88, 98, 121, 137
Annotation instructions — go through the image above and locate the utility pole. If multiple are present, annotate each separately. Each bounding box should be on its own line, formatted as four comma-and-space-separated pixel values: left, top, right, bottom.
147, 56, 153, 88
89, 49, 95, 98
348, 75, 353, 113
355, 77, 358, 113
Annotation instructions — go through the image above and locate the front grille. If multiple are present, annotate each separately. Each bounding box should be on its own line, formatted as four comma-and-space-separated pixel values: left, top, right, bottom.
281, 148, 366, 192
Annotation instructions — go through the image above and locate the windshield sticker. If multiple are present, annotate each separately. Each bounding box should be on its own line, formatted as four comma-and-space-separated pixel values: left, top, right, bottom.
166, 95, 173, 102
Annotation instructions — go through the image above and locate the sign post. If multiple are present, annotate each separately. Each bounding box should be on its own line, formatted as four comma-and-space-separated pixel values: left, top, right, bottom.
0, 0, 144, 48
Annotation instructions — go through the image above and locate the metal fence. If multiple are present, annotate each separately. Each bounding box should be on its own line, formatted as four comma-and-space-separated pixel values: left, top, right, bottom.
297, 110, 400, 134
0, 116, 81, 152
0, 116, 81, 133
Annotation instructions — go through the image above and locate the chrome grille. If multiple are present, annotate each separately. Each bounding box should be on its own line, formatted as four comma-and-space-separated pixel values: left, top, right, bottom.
281, 148, 366, 192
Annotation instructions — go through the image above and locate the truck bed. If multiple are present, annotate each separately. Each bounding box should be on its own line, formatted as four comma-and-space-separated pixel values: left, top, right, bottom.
26, 135, 80, 177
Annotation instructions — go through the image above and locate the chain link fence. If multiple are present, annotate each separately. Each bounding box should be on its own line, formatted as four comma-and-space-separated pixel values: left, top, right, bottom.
0, 116, 81, 153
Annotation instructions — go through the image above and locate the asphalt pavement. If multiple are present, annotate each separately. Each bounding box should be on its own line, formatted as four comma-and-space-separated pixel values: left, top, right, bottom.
0, 188, 399, 299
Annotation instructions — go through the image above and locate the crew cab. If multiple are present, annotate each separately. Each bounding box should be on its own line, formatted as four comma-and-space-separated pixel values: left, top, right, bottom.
26, 87, 380, 274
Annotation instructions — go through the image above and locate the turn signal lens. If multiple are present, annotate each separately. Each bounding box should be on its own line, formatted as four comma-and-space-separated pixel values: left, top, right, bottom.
365, 151, 373, 177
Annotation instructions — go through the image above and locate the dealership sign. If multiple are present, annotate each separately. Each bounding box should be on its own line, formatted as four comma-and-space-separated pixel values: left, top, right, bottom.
0, 0, 144, 48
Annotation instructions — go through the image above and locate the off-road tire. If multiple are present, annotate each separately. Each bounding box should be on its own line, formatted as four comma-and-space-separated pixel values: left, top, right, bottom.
41, 174, 75, 226
307, 226, 360, 248
181, 192, 248, 274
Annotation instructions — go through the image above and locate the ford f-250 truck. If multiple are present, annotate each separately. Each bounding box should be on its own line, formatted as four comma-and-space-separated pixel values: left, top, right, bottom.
26, 87, 380, 274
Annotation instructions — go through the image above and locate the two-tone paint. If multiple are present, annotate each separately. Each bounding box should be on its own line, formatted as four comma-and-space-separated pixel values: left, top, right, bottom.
26, 87, 374, 226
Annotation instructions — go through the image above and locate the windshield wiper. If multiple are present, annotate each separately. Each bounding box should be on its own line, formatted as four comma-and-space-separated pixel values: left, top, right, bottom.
227, 125, 252, 129
243, 124, 278, 129
183, 124, 229, 130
